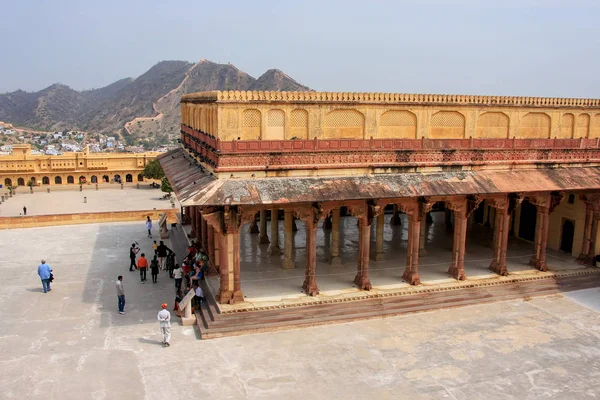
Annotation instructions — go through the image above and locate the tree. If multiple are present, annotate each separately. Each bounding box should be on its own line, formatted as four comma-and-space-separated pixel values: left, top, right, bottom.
142, 159, 164, 180
161, 177, 173, 194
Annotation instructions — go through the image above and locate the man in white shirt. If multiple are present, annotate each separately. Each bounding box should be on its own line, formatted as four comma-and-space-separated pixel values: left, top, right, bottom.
116, 275, 125, 315
157, 303, 171, 347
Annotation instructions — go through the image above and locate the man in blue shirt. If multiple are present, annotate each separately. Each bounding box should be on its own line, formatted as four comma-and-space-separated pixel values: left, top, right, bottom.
37, 260, 52, 293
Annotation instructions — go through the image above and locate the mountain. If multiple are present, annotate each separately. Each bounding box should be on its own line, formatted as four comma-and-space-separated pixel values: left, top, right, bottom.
0, 60, 312, 139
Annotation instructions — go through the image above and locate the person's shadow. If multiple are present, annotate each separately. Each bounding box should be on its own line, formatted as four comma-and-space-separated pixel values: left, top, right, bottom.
26, 287, 45, 293
138, 337, 163, 346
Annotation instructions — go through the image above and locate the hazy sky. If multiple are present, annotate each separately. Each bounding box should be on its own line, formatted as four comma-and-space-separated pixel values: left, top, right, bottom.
1, 0, 599, 97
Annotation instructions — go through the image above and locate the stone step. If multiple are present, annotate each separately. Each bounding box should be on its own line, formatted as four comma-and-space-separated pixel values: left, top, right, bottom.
195, 271, 600, 339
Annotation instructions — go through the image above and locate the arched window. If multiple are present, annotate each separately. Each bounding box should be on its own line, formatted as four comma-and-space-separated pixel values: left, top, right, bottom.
17, 178, 25, 186
114, 174, 121, 183
91, 176, 98, 184
126, 174, 133, 183
55, 176, 62, 185
102, 175, 109, 183
137, 174, 144, 182
67, 176, 74, 184
79, 176, 86, 184
30, 177, 37, 186
4, 178, 12, 186
42, 176, 50, 185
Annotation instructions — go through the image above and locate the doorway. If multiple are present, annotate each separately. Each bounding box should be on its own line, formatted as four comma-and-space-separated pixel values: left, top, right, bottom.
560, 219, 575, 253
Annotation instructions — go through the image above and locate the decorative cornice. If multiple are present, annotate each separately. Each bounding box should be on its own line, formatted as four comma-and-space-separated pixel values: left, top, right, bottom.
181, 90, 600, 109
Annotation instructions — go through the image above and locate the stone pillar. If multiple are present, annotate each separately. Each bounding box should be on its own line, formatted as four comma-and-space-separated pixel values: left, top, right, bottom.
201, 218, 208, 253
282, 209, 295, 269
259, 209, 270, 244
528, 196, 551, 272
216, 228, 243, 304
419, 219, 427, 256
214, 228, 220, 270
390, 204, 401, 225
577, 194, 600, 266
403, 211, 422, 285
268, 208, 281, 255
189, 206, 197, 238
303, 211, 319, 296
371, 212, 385, 261
195, 206, 202, 241
355, 211, 373, 290
447, 199, 467, 280
328, 207, 342, 265
207, 226, 217, 275
488, 196, 510, 276
248, 213, 259, 234
323, 215, 332, 230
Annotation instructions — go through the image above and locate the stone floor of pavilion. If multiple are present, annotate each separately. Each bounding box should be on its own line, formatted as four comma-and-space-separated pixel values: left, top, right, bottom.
205, 211, 594, 312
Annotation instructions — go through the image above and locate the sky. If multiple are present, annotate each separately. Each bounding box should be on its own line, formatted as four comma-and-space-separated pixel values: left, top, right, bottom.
1, 0, 599, 97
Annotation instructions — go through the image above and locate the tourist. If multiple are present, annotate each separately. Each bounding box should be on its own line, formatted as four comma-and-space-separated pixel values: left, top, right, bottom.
157, 303, 171, 347
137, 253, 149, 283
146, 216, 153, 238
37, 259, 52, 293
173, 264, 183, 290
157, 240, 172, 270
193, 282, 204, 309
152, 240, 158, 256
166, 251, 176, 278
150, 255, 160, 284
189, 263, 203, 287
173, 290, 183, 312
116, 275, 125, 315
129, 243, 139, 271
23, 206, 27, 216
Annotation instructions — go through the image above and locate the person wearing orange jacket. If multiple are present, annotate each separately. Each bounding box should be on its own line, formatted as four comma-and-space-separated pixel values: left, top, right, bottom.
137, 253, 149, 284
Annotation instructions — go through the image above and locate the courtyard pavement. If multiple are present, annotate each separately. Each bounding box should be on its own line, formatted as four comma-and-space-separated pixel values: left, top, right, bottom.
0, 186, 179, 216
1, 222, 600, 399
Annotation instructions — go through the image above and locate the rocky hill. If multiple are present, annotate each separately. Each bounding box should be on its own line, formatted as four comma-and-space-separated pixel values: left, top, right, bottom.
0, 60, 311, 140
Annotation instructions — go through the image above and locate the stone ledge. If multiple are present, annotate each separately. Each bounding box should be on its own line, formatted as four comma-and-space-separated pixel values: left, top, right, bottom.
0, 209, 178, 230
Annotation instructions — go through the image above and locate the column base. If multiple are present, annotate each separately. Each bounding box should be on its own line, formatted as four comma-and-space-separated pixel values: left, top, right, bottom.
323, 217, 332, 230
448, 265, 467, 280
402, 269, 421, 285
390, 215, 401, 225
419, 248, 428, 256
268, 245, 281, 255
370, 252, 385, 261
259, 235, 270, 245
529, 259, 548, 272
488, 260, 508, 276
282, 258, 295, 269
216, 290, 244, 304
328, 255, 343, 266
576, 254, 596, 267
302, 280, 319, 296
353, 274, 372, 291
248, 223, 259, 234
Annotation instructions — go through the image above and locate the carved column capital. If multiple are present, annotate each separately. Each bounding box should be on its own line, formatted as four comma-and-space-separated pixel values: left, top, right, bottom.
487, 194, 509, 211
527, 193, 551, 213
203, 209, 223, 233
294, 203, 323, 226
446, 197, 468, 216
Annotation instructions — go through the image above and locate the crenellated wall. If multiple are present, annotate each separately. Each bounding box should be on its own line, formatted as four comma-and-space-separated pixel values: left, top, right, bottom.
180, 91, 600, 142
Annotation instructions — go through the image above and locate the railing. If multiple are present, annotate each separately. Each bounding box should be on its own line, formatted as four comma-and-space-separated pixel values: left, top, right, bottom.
181, 124, 600, 155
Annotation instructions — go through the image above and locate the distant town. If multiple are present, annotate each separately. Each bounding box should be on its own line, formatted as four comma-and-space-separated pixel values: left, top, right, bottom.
0, 122, 175, 155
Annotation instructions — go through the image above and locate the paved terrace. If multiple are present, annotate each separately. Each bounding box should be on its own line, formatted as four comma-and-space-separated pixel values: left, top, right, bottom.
1, 222, 600, 399
0, 186, 179, 216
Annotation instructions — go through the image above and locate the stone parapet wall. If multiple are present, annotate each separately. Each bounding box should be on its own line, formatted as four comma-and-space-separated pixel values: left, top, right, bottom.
0, 209, 178, 230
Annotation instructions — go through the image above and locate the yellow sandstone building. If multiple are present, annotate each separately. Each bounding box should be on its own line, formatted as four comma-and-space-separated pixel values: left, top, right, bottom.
0, 144, 159, 187
164, 91, 600, 307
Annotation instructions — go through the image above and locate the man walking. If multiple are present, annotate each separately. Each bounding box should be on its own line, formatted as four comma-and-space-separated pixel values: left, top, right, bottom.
23, 206, 27, 216
146, 216, 153, 238
129, 243, 139, 271
37, 259, 52, 293
137, 253, 149, 283
156, 241, 172, 271
116, 275, 126, 314
157, 303, 171, 347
